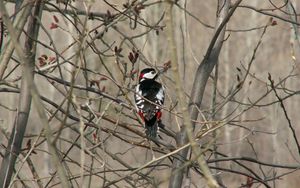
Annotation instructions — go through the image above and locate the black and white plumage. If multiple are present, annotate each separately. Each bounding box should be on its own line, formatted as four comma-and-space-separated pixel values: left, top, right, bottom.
135, 68, 164, 138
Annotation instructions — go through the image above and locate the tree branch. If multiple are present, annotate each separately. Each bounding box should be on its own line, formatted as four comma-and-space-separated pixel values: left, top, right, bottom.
169, 0, 243, 187
166, 0, 221, 187
0, 0, 34, 79
0, 0, 35, 186
268, 73, 300, 156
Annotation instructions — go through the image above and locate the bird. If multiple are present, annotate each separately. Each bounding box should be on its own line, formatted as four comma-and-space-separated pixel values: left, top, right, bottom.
134, 68, 165, 138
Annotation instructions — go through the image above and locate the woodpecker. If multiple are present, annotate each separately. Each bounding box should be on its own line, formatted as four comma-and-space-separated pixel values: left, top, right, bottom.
135, 68, 165, 138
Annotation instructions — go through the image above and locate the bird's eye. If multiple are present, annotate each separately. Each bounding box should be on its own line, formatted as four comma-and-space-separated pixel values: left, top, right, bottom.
151, 71, 155, 74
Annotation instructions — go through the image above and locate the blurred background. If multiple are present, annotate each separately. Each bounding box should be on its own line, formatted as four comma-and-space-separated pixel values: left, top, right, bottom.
1, 0, 300, 187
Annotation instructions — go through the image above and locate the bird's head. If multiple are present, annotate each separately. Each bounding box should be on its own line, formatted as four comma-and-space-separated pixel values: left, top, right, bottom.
138, 68, 158, 82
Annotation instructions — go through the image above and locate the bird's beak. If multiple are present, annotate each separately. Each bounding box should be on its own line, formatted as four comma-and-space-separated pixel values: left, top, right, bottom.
154, 69, 164, 79
158, 69, 165, 75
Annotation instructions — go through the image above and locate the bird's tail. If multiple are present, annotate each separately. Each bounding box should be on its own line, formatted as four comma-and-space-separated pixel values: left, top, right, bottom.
145, 121, 158, 138
144, 117, 160, 138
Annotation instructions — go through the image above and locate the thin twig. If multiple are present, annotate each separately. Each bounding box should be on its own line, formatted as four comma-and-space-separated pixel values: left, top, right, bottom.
268, 73, 300, 156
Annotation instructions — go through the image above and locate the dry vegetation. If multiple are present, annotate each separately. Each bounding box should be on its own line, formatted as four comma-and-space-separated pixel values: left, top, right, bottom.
1, 0, 300, 187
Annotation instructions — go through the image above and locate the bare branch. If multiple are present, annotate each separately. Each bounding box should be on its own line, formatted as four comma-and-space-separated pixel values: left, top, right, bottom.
268, 73, 300, 156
